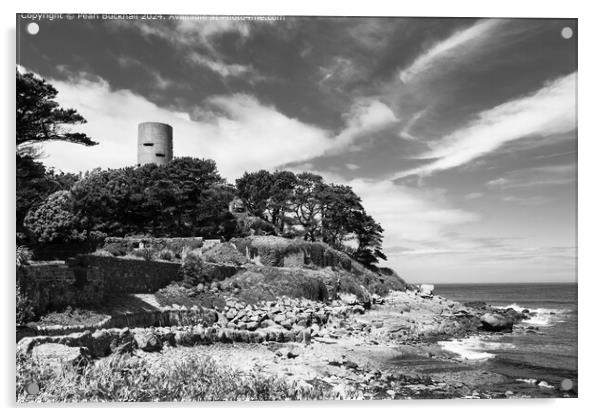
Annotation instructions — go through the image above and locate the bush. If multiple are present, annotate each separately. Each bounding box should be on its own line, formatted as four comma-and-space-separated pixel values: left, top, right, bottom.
222, 265, 329, 305
155, 248, 175, 261
131, 248, 153, 261
16, 246, 33, 266
179, 253, 206, 287
102, 242, 127, 257
201, 243, 249, 266
16, 282, 35, 325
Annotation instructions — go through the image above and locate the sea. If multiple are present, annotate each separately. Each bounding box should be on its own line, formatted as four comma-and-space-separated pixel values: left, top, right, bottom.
436, 282, 578, 397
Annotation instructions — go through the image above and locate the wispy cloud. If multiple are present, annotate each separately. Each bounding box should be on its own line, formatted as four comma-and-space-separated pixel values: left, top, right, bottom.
465, 192, 483, 200
399, 19, 500, 83
486, 164, 576, 189
399, 109, 427, 141
392, 72, 577, 179
118, 20, 259, 81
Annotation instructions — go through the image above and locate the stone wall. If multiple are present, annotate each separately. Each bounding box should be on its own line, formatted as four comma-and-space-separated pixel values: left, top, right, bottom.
73, 255, 182, 293
102, 237, 204, 257
17, 262, 104, 316
18, 255, 243, 317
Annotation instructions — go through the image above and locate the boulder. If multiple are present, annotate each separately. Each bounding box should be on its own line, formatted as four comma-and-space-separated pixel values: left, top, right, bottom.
110, 328, 136, 354
339, 293, 359, 306
480, 313, 513, 332
419, 284, 435, 298
31, 343, 89, 373
133, 330, 163, 352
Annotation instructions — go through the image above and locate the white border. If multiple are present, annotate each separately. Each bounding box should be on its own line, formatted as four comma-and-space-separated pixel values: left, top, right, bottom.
2, 1, 599, 415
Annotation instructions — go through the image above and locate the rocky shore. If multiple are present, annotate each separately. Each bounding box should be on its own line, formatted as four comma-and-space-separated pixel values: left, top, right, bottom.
18, 285, 545, 401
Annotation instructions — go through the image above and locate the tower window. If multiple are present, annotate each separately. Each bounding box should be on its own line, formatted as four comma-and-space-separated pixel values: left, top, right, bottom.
143, 143, 154, 147
155, 153, 165, 157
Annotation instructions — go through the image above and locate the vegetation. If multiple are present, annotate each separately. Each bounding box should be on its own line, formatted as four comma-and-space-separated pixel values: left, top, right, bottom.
16, 246, 35, 325
27, 306, 109, 327
236, 170, 386, 268
17, 70, 390, 269
16, 70, 94, 241
16, 352, 335, 402
24, 158, 238, 243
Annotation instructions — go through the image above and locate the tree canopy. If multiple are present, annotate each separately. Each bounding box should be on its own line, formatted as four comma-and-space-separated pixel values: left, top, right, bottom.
16, 70, 97, 148
235, 169, 387, 268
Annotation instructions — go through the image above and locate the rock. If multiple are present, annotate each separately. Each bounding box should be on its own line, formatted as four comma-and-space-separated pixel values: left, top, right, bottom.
17, 337, 37, 355
110, 328, 136, 354
339, 293, 359, 305
352, 305, 365, 314
276, 347, 299, 359
133, 331, 163, 352
246, 321, 260, 331
281, 319, 293, 330
216, 312, 229, 326
480, 313, 513, 332
464, 301, 487, 309
261, 319, 276, 328
31, 343, 88, 373
90, 329, 112, 357
302, 328, 312, 345
419, 284, 435, 297
174, 331, 195, 346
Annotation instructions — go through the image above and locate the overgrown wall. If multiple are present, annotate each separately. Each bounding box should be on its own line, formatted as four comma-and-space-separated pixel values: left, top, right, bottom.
73, 255, 182, 293
17, 262, 104, 316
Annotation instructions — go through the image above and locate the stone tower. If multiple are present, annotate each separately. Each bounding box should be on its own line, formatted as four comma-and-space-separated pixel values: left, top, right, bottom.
137, 122, 173, 166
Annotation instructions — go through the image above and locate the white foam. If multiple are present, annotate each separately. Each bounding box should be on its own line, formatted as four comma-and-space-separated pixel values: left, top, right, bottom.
494, 304, 568, 327
438, 335, 515, 361
517, 378, 538, 385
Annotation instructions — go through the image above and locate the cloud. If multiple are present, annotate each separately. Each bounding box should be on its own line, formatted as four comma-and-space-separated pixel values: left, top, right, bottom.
399, 19, 500, 83
328, 98, 398, 152
465, 192, 483, 200
392, 72, 577, 179
486, 164, 576, 189
117, 19, 259, 81
399, 109, 427, 141
188, 52, 264, 82
34, 71, 398, 182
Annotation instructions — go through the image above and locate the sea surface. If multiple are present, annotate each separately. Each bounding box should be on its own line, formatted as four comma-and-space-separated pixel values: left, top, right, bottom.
436, 282, 578, 397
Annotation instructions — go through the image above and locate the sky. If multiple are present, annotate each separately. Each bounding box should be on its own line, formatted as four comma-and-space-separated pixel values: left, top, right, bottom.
16, 15, 577, 284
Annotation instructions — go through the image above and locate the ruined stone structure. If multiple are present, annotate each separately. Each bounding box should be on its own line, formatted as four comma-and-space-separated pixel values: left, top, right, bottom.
137, 122, 173, 166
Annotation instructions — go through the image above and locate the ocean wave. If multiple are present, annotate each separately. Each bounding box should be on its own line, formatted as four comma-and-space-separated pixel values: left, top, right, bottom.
438, 335, 515, 361
493, 304, 568, 327
516, 378, 555, 389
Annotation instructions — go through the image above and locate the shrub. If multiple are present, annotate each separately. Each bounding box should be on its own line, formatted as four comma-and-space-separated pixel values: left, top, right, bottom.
179, 253, 206, 287
102, 242, 127, 257
16, 246, 33, 266
131, 248, 153, 261
222, 266, 329, 305
156, 248, 175, 261
16, 282, 35, 325
201, 243, 249, 266
91, 249, 114, 257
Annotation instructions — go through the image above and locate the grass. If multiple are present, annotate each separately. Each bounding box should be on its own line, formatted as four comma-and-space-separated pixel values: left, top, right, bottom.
201, 242, 250, 266
155, 282, 226, 310
16, 352, 335, 402
27, 306, 110, 327
221, 265, 330, 305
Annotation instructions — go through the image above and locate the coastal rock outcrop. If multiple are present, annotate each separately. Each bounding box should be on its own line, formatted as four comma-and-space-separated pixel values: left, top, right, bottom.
479, 313, 513, 332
